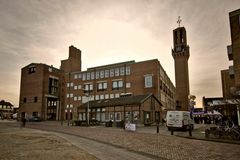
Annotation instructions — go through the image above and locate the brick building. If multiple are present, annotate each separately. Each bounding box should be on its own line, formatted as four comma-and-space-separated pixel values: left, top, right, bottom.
19, 63, 61, 120
19, 46, 175, 125
61, 50, 175, 125
204, 9, 240, 124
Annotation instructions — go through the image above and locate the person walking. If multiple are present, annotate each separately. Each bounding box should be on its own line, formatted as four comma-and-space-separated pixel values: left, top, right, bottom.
21, 117, 26, 128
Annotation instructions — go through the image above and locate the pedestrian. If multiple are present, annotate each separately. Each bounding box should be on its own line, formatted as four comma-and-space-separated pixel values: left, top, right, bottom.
21, 117, 26, 128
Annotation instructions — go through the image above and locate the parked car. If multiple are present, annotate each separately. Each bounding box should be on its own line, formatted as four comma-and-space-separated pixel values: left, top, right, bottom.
29, 117, 41, 122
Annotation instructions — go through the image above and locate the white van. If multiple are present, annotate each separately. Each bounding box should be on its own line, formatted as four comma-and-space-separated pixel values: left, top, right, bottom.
166, 111, 194, 130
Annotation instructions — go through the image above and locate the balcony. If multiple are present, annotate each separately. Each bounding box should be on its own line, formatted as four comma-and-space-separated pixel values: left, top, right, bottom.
227, 45, 233, 60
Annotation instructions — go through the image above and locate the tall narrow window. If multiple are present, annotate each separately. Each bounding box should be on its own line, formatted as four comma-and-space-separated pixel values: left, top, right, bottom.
105, 70, 109, 78
34, 96, 38, 102
100, 70, 104, 78
91, 72, 95, 80
28, 66, 36, 74
110, 69, 114, 77
144, 75, 153, 88
126, 66, 131, 75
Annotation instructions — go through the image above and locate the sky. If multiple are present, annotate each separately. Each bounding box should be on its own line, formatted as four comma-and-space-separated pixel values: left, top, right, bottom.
0, 0, 239, 107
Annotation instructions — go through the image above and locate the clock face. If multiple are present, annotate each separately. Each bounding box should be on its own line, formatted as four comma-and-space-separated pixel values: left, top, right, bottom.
176, 46, 182, 52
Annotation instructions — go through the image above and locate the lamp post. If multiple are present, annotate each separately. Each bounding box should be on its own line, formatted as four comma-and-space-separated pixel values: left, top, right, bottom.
85, 90, 91, 126
87, 96, 90, 126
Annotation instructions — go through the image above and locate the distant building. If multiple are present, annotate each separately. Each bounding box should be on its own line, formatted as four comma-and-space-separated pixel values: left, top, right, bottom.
224, 8, 240, 97
172, 26, 190, 111
0, 100, 13, 119
217, 8, 240, 124
19, 63, 61, 120
202, 97, 225, 114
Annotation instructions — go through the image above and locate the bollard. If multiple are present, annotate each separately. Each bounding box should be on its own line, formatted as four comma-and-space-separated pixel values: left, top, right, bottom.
189, 125, 192, 137
157, 124, 159, 133
171, 128, 174, 135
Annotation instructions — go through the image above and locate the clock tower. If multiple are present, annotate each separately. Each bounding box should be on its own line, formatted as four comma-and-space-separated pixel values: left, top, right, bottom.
172, 20, 190, 111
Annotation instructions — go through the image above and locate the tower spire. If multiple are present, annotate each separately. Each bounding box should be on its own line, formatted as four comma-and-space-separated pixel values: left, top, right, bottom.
177, 16, 182, 27
172, 25, 190, 111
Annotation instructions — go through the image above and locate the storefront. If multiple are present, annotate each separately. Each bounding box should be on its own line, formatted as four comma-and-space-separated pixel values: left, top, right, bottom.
78, 93, 162, 126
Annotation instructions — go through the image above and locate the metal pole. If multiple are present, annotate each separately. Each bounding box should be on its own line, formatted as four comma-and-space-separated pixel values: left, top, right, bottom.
87, 98, 89, 126
237, 105, 240, 126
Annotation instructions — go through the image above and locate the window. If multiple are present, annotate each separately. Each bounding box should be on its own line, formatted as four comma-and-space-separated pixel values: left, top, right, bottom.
87, 72, 91, 80
49, 78, 58, 95
78, 96, 81, 101
105, 70, 109, 78
84, 84, 93, 93
23, 98, 27, 103
67, 83, 70, 87
74, 74, 78, 79
97, 82, 107, 92
82, 73, 86, 80
95, 95, 99, 100
144, 75, 153, 88
34, 96, 38, 102
115, 112, 121, 121
66, 93, 69, 98
91, 72, 95, 80
28, 66, 36, 74
112, 80, 123, 90
70, 93, 73, 98
115, 93, 120, 98
110, 94, 114, 99
96, 71, 100, 79
100, 70, 104, 78
105, 94, 109, 99
78, 85, 81, 90
74, 86, 78, 90
78, 74, 82, 79
74, 97, 78, 101
126, 66, 131, 75
100, 94, 104, 100
115, 68, 119, 76
126, 82, 131, 88
110, 69, 114, 77
120, 67, 125, 76
70, 82, 73, 87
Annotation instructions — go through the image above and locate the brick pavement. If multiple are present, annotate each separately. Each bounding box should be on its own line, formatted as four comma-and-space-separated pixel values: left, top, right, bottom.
20, 121, 240, 160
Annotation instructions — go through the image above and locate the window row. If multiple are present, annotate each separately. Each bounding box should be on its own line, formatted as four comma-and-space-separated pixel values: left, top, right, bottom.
84, 81, 129, 92
73, 66, 131, 80
160, 80, 174, 98
68, 92, 127, 103
0, 105, 12, 109
67, 81, 131, 93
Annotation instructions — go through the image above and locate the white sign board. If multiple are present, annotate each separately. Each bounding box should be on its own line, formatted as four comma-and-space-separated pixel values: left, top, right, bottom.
125, 123, 136, 131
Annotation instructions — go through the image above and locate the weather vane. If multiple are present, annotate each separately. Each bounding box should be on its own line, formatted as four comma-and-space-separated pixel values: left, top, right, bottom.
177, 16, 182, 27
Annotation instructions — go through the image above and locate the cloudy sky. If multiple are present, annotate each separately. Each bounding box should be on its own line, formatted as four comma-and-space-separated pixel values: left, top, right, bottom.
0, 0, 239, 107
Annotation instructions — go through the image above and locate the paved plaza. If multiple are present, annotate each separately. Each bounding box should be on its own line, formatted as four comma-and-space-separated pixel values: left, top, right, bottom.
10, 121, 240, 160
